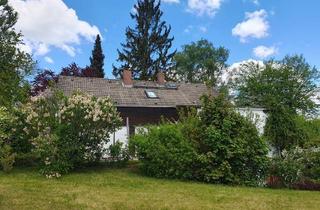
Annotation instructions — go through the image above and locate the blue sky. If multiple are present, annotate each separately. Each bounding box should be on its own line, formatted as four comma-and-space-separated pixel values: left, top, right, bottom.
10, 0, 320, 78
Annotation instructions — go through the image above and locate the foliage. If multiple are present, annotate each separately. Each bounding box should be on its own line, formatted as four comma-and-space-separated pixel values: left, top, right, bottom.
60, 63, 83, 77
90, 34, 105, 78
168, 39, 229, 86
0, 144, 15, 172
268, 147, 320, 188
234, 55, 319, 114
108, 141, 130, 166
14, 152, 39, 167
233, 55, 319, 155
132, 93, 269, 186
295, 116, 320, 147
0, 106, 16, 172
264, 107, 308, 155
31, 69, 58, 96
23, 91, 122, 177
195, 94, 269, 185
113, 0, 176, 80
60, 62, 98, 78
0, 105, 32, 162
131, 123, 197, 179
0, 0, 34, 108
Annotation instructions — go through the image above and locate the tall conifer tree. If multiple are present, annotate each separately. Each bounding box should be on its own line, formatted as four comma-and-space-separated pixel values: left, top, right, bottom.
113, 0, 176, 80
90, 34, 105, 78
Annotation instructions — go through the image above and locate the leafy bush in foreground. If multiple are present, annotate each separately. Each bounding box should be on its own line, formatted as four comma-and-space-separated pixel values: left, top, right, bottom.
268, 147, 320, 189
108, 141, 130, 166
131, 123, 196, 179
131, 93, 269, 186
0, 144, 16, 173
0, 107, 16, 172
23, 91, 122, 177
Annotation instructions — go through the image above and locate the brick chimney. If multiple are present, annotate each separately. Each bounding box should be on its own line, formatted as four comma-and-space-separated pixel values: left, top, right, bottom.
157, 71, 165, 85
122, 69, 133, 87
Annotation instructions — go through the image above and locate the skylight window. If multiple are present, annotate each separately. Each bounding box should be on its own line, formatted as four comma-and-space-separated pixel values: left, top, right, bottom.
145, 90, 158, 98
166, 83, 178, 89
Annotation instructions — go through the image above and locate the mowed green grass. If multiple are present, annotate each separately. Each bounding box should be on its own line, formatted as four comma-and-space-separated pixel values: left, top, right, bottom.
0, 164, 319, 210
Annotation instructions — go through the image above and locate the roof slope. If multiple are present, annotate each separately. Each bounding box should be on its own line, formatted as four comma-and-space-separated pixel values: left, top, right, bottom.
56, 76, 214, 108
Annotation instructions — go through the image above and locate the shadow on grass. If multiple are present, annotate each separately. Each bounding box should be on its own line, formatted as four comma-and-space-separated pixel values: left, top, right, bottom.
70, 160, 141, 175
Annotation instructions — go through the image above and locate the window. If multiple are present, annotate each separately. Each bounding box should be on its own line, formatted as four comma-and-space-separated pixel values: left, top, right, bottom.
145, 90, 158, 98
166, 83, 178, 89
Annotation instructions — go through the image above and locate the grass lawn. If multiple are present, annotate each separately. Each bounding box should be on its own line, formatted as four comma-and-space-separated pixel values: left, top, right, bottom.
0, 164, 319, 210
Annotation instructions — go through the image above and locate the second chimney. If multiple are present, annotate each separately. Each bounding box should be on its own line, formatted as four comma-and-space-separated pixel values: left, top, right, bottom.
122, 69, 133, 87
157, 71, 165, 85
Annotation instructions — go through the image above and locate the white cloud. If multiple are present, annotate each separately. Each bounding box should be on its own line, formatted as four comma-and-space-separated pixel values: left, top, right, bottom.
199, 26, 208, 33
184, 25, 193, 33
252, 0, 259, 5
44, 56, 54, 64
9, 0, 100, 57
221, 59, 264, 85
253, 45, 278, 58
162, 0, 180, 4
187, 0, 223, 17
232, 9, 269, 43
131, 6, 137, 14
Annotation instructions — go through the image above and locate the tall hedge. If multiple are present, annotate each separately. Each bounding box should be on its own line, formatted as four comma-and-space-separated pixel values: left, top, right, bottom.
131, 93, 269, 186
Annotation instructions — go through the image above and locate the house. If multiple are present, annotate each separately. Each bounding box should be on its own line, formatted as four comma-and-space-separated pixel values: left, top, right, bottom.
55, 69, 268, 145
55, 69, 215, 145
236, 108, 267, 135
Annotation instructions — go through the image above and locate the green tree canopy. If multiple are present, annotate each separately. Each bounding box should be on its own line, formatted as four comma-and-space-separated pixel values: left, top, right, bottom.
233, 55, 319, 155
0, 0, 34, 108
168, 39, 229, 87
113, 0, 176, 80
234, 55, 319, 114
90, 34, 105, 78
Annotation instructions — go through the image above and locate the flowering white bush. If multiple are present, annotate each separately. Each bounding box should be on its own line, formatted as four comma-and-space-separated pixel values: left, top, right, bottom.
23, 91, 122, 177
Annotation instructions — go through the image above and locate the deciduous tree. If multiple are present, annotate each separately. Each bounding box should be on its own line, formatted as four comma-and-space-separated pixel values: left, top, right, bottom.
0, 0, 34, 107
169, 39, 229, 87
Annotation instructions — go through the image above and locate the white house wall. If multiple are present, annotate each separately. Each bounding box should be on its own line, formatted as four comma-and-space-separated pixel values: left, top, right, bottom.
236, 108, 267, 135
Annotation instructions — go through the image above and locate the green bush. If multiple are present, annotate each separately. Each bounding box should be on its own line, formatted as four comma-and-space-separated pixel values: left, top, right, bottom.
23, 91, 122, 177
131, 93, 269, 186
131, 123, 197, 179
194, 94, 269, 185
295, 116, 320, 147
14, 152, 39, 167
0, 144, 16, 173
268, 147, 320, 188
108, 141, 130, 165
0, 107, 16, 172
264, 107, 308, 155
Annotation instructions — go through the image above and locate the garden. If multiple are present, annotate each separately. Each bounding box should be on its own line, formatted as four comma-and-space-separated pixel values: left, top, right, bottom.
1, 0, 320, 209
1, 90, 320, 191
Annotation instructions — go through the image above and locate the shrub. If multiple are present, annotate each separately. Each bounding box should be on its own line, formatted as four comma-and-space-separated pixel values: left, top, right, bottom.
295, 116, 320, 147
264, 107, 308, 156
0, 144, 16, 172
131, 123, 197, 179
268, 147, 320, 189
0, 107, 16, 172
14, 152, 39, 167
0, 105, 34, 163
23, 91, 122, 177
132, 93, 269, 186
194, 94, 269, 186
108, 141, 130, 165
